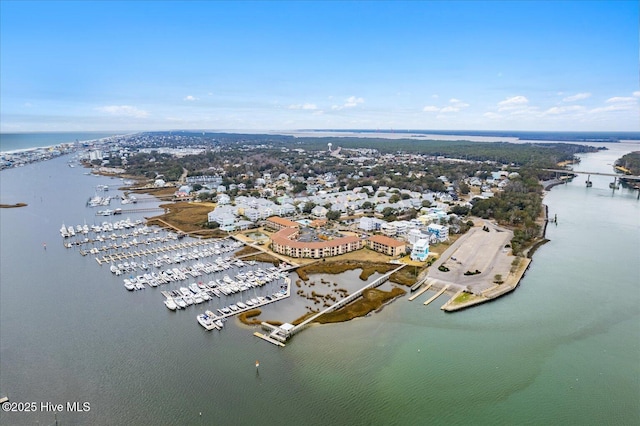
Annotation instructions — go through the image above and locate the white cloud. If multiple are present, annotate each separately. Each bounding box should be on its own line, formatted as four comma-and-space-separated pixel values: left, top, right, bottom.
332, 96, 364, 110
606, 96, 636, 103
96, 105, 149, 118
423, 98, 469, 114
344, 96, 364, 107
544, 105, 586, 115
184, 95, 198, 101
497, 96, 529, 111
634, 91, 640, 98
483, 112, 501, 119
563, 92, 591, 102
288, 103, 318, 110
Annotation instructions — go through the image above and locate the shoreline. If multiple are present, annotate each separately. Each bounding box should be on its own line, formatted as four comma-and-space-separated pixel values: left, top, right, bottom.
440, 199, 550, 312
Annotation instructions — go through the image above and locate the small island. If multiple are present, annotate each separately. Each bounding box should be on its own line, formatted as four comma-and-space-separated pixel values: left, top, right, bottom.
0, 203, 27, 208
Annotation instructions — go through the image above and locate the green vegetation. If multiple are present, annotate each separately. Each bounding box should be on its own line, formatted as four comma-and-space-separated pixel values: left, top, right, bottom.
471, 170, 543, 255
452, 291, 474, 304
315, 287, 406, 323
296, 260, 396, 281
438, 265, 450, 272
464, 270, 481, 276
615, 151, 640, 175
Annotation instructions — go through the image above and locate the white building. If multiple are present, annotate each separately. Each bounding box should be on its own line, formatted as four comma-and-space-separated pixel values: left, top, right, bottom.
427, 224, 449, 242
411, 239, 430, 262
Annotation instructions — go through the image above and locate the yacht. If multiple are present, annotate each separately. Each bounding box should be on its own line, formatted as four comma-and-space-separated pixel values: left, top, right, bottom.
164, 298, 177, 311
197, 313, 216, 330
123, 279, 135, 291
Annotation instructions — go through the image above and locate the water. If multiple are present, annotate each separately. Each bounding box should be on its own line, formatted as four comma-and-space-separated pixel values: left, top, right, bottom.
0, 132, 127, 153
1, 145, 638, 425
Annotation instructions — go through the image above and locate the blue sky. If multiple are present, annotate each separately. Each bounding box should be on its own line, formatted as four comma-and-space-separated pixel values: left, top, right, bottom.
1, 1, 638, 132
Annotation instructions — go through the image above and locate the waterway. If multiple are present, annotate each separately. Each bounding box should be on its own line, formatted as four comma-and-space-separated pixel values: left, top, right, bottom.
0, 143, 638, 425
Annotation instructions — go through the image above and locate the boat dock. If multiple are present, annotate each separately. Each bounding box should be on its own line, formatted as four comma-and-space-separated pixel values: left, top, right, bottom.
94, 239, 213, 264
423, 285, 449, 306
253, 332, 286, 347
408, 280, 432, 301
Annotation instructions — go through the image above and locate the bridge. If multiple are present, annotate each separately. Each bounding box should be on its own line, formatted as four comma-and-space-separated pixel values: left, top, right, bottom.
542, 169, 640, 181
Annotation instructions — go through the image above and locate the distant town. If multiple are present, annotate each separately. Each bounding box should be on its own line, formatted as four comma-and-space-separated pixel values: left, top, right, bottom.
3, 131, 638, 314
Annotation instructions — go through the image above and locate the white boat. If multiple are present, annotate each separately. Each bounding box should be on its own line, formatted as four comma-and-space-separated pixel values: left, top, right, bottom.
164, 298, 177, 310
174, 297, 186, 309
123, 279, 135, 291
197, 314, 216, 330
237, 302, 247, 310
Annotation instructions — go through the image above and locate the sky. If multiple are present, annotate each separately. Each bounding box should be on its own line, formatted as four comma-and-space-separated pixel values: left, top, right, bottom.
1, 1, 638, 132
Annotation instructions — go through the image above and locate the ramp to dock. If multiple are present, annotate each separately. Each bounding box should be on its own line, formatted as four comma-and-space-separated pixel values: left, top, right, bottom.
424, 285, 449, 306
408, 281, 433, 301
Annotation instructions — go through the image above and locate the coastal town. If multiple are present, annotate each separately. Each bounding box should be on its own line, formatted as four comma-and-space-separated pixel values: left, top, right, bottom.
4, 131, 638, 343
20, 131, 623, 339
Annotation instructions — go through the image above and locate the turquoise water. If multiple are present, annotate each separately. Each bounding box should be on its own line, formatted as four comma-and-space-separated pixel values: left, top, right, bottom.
0, 143, 638, 425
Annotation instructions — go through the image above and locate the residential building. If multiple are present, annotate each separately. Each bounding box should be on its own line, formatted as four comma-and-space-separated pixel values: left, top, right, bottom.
366, 235, 406, 257
410, 239, 430, 261
270, 228, 363, 258
265, 216, 300, 231
427, 224, 449, 242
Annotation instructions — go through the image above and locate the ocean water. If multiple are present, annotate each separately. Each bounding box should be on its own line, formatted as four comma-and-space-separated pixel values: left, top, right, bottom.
0, 143, 638, 425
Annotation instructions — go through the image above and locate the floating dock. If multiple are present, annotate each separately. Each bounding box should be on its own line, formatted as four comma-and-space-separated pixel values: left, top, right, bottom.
253, 332, 286, 347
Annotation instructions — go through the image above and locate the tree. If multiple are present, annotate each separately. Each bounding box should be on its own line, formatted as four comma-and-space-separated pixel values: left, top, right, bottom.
326, 210, 341, 221
302, 201, 316, 214
389, 194, 401, 203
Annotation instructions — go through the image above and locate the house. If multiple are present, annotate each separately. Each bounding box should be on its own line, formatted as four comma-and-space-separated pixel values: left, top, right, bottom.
427, 224, 449, 242
410, 239, 430, 261
359, 217, 383, 231
311, 205, 328, 218
381, 222, 397, 236
217, 194, 231, 205
367, 235, 406, 257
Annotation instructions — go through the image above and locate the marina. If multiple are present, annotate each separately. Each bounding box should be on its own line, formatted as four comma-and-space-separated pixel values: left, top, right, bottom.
58, 216, 293, 334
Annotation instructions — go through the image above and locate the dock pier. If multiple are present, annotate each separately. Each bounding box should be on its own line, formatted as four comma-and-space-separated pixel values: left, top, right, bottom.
254, 265, 406, 346
423, 285, 449, 306
408, 280, 432, 301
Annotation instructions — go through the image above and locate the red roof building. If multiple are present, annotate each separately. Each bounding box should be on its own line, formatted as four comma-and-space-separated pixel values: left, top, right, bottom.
270, 228, 363, 259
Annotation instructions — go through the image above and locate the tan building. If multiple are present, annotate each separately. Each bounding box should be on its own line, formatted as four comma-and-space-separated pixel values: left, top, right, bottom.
366, 235, 406, 257
265, 216, 300, 231
270, 228, 363, 259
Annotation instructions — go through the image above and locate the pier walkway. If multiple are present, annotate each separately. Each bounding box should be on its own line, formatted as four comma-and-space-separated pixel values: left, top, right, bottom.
256, 264, 406, 346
